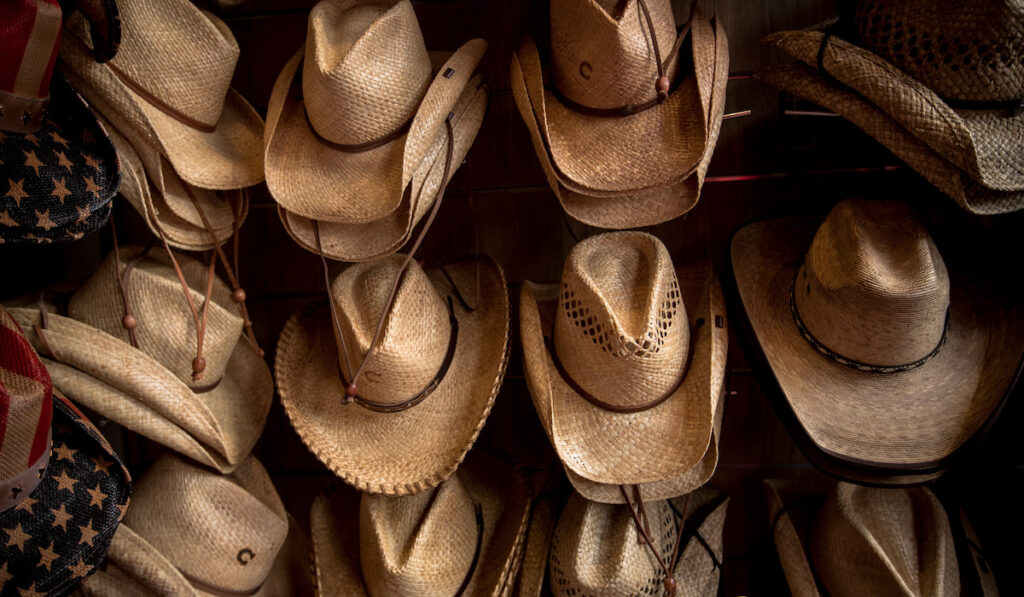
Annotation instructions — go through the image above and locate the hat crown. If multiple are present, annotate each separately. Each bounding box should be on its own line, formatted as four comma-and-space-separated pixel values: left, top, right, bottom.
794, 200, 950, 368
332, 255, 450, 405
554, 232, 689, 409
124, 455, 289, 594
851, 0, 1024, 102
66, 0, 240, 129
550, 0, 681, 109
811, 483, 959, 597
303, 0, 432, 145
68, 248, 244, 389
0, 0, 62, 133
359, 477, 479, 595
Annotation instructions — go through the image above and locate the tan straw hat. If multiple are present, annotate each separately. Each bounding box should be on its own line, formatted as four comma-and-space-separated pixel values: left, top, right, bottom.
78, 454, 314, 597
520, 231, 728, 488
548, 487, 728, 597
510, 0, 729, 228
276, 255, 510, 495
8, 246, 273, 473
763, 479, 998, 597
99, 113, 250, 251
264, 0, 487, 225
57, 0, 265, 190
730, 199, 1024, 476
514, 493, 560, 597
310, 448, 532, 596
760, 0, 1024, 213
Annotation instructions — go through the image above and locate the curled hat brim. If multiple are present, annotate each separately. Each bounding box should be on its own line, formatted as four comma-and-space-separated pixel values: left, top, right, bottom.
8, 307, 273, 474
264, 39, 487, 223
730, 216, 1024, 474
275, 257, 510, 495
763, 27, 1024, 194
519, 260, 728, 486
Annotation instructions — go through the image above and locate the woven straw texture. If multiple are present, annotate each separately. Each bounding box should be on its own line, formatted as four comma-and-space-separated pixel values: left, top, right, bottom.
520, 232, 727, 486
310, 448, 532, 596
731, 200, 1024, 468
765, 479, 960, 597
764, 28, 1024, 194
279, 69, 488, 262
515, 495, 559, 597
548, 487, 727, 597
756, 63, 1024, 215
264, 0, 487, 223
8, 249, 273, 473
59, 7, 265, 190
510, 11, 728, 227
79, 455, 314, 596
276, 256, 509, 495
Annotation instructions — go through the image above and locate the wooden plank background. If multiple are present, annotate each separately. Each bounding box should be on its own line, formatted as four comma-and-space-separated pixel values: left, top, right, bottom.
2, 0, 1022, 594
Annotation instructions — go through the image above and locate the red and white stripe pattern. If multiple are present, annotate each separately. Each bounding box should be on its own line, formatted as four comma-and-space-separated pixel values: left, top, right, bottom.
0, 307, 52, 512
0, 0, 63, 132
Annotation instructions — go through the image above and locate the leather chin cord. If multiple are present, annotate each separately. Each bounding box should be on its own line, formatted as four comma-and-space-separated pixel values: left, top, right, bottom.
620, 485, 692, 596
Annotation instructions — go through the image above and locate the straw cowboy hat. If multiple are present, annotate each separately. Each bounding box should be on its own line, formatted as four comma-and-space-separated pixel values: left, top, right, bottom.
78, 454, 315, 597
310, 448, 532, 597
548, 487, 728, 597
510, 0, 730, 229
0, 306, 131, 596
0, 0, 120, 245
520, 231, 728, 489
764, 479, 999, 597
730, 199, 1024, 479
8, 246, 273, 474
57, 0, 265, 191
264, 0, 489, 261
758, 0, 1024, 214
98, 113, 250, 251
276, 254, 510, 495
514, 493, 559, 597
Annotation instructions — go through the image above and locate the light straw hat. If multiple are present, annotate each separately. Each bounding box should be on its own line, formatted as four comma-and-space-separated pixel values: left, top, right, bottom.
99, 113, 249, 251
548, 487, 728, 597
8, 247, 273, 473
276, 255, 510, 495
264, 0, 487, 226
510, 0, 729, 228
763, 479, 997, 597
759, 0, 1024, 214
730, 199, 1024, 478
514, 493, 560, 597
520, 232, 727, 489
78, 454, 314, 597
57, 0, 265, 190
310, 448, 532, 597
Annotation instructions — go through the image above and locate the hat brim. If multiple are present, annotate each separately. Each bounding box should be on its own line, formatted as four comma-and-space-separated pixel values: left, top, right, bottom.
520, 260, 728, 486
730, 216, 1024, 471
756, 63, 1024, 215
763, 479, 830, 597
8, 308, 272, 473
516, 11, 719, 194
0, 393, 130, 596
58, 29, 265, 191
764, 28, 1024, 193
264, 40, 487, 223
513, 495, 559, 597
278, 73, 488, 262
310, 448, 531, 597
276, 257, 510, 495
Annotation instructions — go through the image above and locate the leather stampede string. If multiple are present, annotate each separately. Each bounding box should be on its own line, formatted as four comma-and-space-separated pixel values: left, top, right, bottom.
620, 485, 692, 596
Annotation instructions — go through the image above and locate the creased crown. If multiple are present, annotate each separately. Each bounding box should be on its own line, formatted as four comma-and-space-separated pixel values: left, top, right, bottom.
359, 476, 479, 596
550, 0, 681, 109
68, 247, 243, 389
125, 455, 288, 594
795, 200, 949, 367
66, 0, 240, 128
811, 483, 959, 597
303, 0, 432, 145
332, 255, 450, 405
553, 232, 689, 409
851, 0, 1024, 102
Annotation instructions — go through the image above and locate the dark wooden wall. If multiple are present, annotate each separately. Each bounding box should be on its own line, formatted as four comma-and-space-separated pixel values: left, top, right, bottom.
2, 1, 1022, 595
